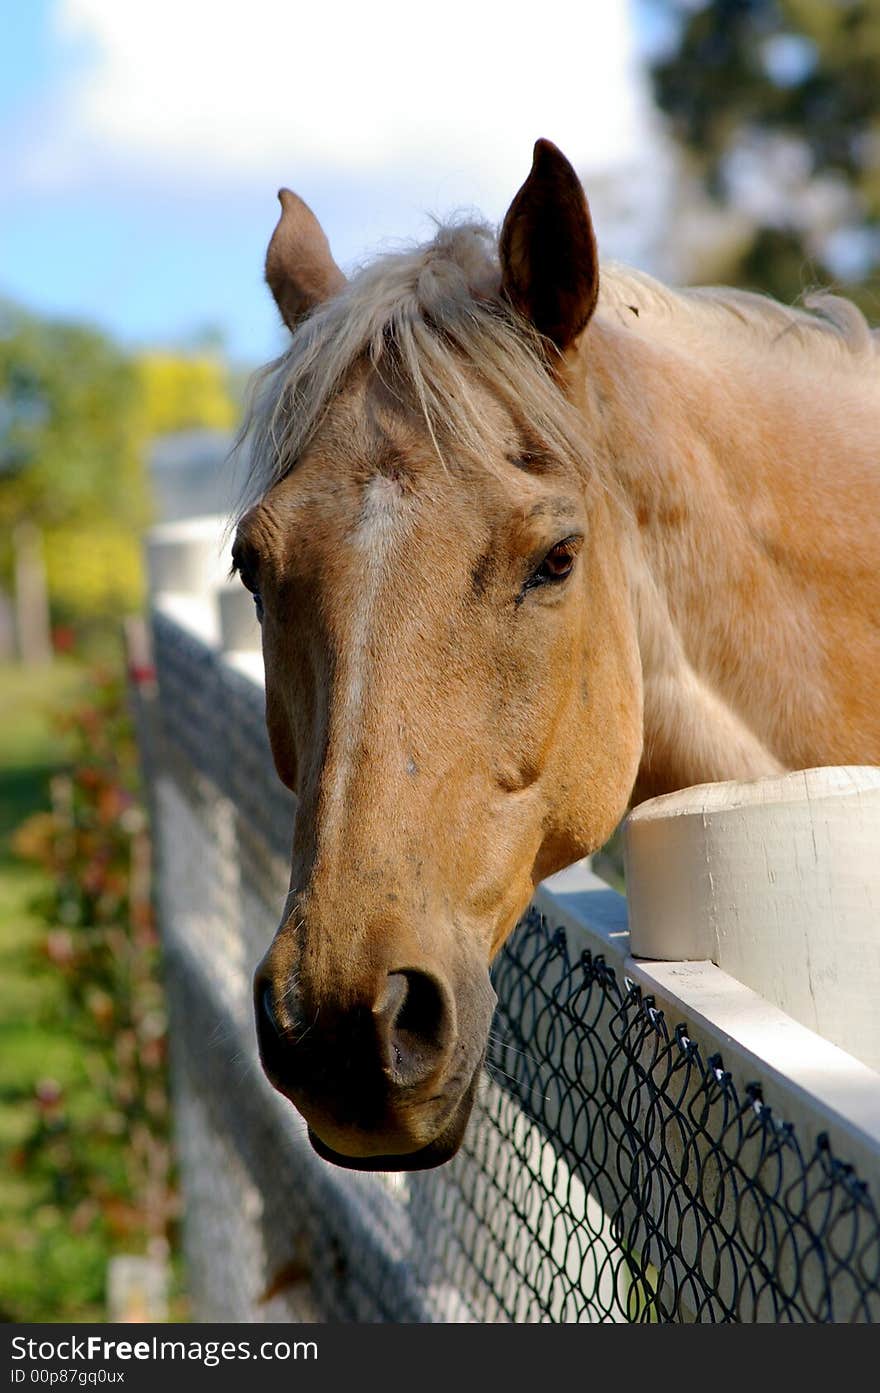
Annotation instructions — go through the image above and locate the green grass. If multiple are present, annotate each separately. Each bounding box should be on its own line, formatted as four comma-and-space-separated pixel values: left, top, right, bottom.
0, 659, 83, 751
0, 657, 114, 1322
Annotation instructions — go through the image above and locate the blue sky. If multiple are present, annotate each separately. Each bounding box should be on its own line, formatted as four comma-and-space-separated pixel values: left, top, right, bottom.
1, 1, 663, 366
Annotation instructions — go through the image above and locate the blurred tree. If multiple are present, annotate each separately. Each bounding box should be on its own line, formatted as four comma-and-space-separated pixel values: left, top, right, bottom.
135, 351, 236, 435
0, 302, 149, 646
0, 305, 240, 643
0, 302, 146, 538
647, 0, 880, 312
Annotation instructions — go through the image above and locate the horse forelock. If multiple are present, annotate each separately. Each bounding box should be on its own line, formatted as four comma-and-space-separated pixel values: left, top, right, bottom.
233, 221, 596, 520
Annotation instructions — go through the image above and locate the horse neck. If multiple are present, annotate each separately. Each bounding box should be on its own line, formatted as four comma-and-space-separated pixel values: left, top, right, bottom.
573, 315, 880, 798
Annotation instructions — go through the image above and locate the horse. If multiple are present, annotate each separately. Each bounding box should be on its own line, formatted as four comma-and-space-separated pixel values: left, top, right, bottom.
233, 139, 880, 1171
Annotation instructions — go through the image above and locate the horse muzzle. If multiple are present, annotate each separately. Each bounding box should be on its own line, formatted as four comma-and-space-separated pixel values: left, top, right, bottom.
253, 956, 495, 1170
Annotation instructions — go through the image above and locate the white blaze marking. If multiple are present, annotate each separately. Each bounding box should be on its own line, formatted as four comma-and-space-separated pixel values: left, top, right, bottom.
324, 475, 409, 824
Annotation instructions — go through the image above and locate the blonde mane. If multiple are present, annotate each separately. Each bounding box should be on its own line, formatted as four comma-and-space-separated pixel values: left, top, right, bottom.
236, 220, 878, 519
599, 262, 878, 364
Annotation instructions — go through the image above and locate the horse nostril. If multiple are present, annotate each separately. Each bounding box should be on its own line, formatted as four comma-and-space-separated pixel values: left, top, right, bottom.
259, 983, 284, 1038
254, 978, 308, 1096
376, 969, 454, 1087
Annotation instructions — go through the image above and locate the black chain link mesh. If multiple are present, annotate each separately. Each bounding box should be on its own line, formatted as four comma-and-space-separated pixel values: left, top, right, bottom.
480, 909, 880, 1321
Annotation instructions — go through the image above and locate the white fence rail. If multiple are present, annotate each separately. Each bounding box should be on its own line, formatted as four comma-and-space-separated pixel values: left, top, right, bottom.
141, 516, 880, 1323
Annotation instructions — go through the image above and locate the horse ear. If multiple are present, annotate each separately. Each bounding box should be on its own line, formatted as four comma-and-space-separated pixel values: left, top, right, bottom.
265, 189, 346, 331
499, 139, 599, 353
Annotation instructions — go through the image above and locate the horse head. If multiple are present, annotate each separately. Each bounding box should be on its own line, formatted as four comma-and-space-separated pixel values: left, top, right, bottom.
236, 142, 642, 1168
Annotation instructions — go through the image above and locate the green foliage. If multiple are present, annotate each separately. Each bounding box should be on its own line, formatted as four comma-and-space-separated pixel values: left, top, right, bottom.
0, 305, 241, 632
0, 302, 150, 628
135, 351, 237, 435
0, 661, 177, 1320
0, 302, 148, 537
43, 525, 145, 626
649, 0, 880, 308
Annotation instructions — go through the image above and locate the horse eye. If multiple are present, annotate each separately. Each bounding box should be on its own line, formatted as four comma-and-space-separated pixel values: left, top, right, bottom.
534, 540, 577, 585
233, 557, 264, 621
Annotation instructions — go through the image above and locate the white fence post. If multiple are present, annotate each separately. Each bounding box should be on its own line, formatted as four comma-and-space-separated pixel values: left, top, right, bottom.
146, 515, 231, 599
146, 515, 261, 662
624, 766, 880, 1072
217, 581, 261, 654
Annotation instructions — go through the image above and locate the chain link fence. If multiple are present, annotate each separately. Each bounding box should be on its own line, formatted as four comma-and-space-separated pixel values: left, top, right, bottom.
143, 603, 880, 1323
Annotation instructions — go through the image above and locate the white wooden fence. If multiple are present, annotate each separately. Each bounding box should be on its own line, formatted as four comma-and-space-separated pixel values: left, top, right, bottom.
141, 515, 880, 1323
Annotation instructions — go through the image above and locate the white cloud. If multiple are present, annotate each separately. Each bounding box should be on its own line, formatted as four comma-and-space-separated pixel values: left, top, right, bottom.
46, 0, 651, 216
